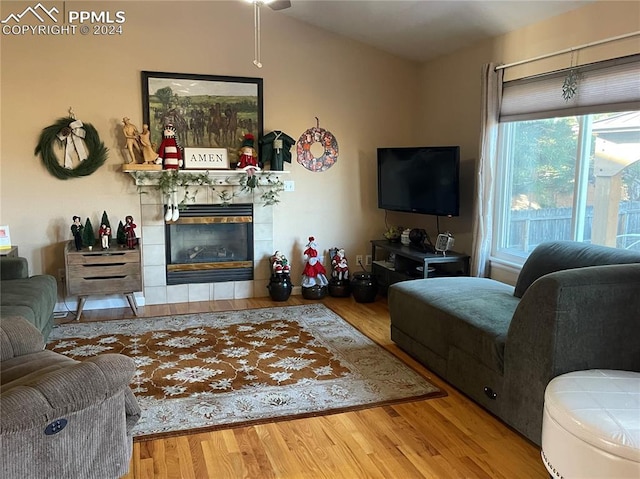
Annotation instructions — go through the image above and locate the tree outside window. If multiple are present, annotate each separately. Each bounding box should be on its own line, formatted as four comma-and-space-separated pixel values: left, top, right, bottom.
495, 111, 640, 257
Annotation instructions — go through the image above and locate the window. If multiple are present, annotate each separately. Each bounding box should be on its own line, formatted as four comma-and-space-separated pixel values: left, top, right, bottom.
494, 112, 640, 261
492, 56, 640, 263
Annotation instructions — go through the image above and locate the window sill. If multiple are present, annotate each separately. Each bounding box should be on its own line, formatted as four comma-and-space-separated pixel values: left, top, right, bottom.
489, 256, 522, 286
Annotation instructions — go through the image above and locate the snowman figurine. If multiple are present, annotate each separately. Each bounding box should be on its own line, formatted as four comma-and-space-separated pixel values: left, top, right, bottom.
156, 124, 183, 221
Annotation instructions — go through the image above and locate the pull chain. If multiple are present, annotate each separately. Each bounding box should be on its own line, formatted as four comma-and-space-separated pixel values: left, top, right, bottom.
253, 2, 262, 68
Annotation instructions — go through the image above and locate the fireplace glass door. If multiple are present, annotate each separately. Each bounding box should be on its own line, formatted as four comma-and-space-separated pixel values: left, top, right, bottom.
165, 204, 253, 284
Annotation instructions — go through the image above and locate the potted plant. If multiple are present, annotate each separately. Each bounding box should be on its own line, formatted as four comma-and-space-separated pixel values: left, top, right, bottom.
383, 225, 404, 243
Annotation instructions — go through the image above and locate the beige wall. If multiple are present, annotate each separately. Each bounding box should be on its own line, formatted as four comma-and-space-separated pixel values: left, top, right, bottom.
2, 0, 639, 294
387, 0, 640, 256
0, 1, 419, 283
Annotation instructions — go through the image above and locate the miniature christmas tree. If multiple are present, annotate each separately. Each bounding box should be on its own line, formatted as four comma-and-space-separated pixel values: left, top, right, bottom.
100, 210, 111, 229
82, 217, 96, 249
116, 220, 126, 247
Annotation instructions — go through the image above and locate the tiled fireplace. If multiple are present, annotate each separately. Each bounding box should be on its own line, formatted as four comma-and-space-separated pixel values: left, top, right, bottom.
137, 174, 275, 305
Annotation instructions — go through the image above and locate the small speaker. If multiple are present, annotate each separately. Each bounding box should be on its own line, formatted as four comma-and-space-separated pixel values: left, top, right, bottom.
409, 228, 427, 246
435, 233, 455, 254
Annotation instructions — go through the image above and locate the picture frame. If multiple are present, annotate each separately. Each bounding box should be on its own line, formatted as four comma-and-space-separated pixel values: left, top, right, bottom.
141, 71, 263, 166
0, 225, 11, 249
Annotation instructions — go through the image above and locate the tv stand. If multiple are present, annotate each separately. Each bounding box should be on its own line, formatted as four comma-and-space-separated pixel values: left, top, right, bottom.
370, 239, 470, 294
409, 242, 434, 254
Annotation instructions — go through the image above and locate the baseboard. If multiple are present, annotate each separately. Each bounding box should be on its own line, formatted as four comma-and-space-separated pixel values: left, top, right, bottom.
55, 292, 145, 313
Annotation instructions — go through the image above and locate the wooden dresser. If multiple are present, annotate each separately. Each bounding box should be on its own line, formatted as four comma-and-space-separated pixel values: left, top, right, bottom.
64, 241, 142, 319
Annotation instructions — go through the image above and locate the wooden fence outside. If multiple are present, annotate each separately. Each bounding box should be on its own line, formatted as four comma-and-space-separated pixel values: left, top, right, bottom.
508, 201, 640, 252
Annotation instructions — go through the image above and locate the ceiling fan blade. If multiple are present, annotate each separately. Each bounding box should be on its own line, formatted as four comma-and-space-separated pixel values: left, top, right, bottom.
268, 0, 291, 11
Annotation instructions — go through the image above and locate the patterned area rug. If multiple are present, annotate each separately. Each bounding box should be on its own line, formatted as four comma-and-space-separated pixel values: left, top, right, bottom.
47, 304, 443, 440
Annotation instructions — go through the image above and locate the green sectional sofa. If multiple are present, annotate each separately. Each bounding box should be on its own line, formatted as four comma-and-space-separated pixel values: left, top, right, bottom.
0, 257, 57, 340
388, 241, 640, 445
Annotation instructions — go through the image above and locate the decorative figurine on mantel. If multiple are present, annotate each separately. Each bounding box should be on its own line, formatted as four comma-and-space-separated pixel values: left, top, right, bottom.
301, 236, 328, 299
156, 124, 183, 221
120, 116, 161, 171
267, 250, 293, 301
139, 124, 160, 165
71, 216, 83, 251
122, 117, 141, 164
237, 133, 261, 181
156, 124, 183, 170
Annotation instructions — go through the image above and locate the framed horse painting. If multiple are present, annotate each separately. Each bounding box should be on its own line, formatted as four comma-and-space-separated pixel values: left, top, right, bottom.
141, 71, 263, 166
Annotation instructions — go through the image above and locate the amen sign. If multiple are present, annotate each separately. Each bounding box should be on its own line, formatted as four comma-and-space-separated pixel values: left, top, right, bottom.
183, 148, 229, 170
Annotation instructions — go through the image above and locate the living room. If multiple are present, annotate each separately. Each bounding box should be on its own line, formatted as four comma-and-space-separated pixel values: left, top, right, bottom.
0, 0, 635, 295
1, 1, 639, 478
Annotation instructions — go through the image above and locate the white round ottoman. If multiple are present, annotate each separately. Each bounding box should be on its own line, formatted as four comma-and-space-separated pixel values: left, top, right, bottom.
541, 369, 640, 478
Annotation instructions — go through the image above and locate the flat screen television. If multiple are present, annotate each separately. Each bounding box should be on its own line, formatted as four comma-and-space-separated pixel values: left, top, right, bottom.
377, 146, 460, 216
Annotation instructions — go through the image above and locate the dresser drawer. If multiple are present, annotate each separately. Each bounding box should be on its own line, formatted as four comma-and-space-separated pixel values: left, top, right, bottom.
68, 261, 140, 279
66, 249, 140, 265
68, 272, 142, 295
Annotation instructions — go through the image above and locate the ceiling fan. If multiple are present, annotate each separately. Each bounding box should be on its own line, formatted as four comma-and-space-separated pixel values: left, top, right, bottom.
250, 0, 291, 68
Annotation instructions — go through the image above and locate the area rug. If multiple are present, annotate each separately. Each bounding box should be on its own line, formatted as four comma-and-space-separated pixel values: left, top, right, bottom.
47, 304, 443, 440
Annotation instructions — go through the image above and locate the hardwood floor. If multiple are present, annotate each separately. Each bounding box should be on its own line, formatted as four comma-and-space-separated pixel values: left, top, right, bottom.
60, 295, 548, 479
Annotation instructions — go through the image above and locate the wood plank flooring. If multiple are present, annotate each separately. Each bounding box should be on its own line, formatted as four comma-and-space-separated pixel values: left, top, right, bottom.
60, 295, 548, 478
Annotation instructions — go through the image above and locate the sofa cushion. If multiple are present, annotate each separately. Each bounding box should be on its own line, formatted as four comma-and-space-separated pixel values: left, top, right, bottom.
0, 316, 45, 361
0, 275, 57, 335
0, 305, 41, 328
0, 257, 28, 280
1, 350, 76, 387
514, 241, 640, 298
389, 277, 519, 373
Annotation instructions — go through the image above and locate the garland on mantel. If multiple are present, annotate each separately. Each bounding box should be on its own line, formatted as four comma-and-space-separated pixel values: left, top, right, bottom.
132, 170, 284, 207
35, 116, 108, 180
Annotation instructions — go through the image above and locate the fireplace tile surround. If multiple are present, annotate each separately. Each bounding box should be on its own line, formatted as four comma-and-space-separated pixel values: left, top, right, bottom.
137, 175, 276, 306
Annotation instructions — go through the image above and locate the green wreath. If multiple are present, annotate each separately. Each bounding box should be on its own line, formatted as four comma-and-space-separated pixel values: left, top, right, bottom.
35, 117, 108, 180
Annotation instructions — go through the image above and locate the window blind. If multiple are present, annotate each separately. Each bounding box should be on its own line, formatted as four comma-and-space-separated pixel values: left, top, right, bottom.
500, 54, 640, 122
